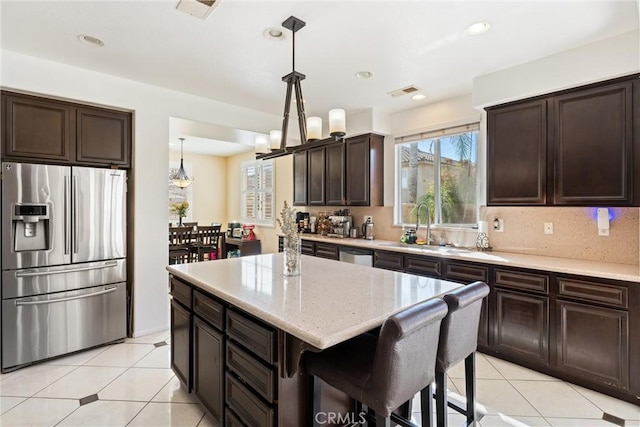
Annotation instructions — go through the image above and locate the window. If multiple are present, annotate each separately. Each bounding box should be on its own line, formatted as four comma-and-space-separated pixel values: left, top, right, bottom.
396, 123, 479, 227
241, 160, 275, 227
168, 160, 193, 222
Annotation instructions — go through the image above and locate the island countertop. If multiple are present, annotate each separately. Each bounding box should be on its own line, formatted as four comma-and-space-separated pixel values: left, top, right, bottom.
167, 253, 461, 350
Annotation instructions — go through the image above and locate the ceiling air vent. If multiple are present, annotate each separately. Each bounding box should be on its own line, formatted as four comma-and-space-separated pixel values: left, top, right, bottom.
388, 85, 420, 97
176, 0, 220, 20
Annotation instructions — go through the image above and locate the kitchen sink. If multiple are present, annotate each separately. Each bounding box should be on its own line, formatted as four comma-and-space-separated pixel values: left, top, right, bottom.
377, 242, 470, 255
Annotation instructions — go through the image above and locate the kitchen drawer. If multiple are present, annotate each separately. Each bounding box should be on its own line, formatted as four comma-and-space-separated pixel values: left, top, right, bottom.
373, 250, 404, 271
226, 373, 274, 427
170, 276, 192, 309
445, 262, 488, 283
495, 269, 549, 294
314, 242, 339, 260
225, 407, 245, 427
194, 290, 225, 330
227, 309, 276, 365
227, 341, 275, 403
404, 255, 442, 278
557, 277, 628, 309
301, 240, 315, 255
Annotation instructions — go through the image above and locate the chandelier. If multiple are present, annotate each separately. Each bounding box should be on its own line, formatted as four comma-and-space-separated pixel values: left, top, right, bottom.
257, 16, 346, 159
171, 138, 194, 189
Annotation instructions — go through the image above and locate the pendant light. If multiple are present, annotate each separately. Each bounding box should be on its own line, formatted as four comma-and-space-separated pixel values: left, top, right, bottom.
171, 138, 194, 189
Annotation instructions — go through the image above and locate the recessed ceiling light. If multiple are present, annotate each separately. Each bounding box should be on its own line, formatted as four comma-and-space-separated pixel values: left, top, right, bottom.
77, 34, 104, 47
355, 71, 373, 79
465, 22, 491, 36
263, 27, 286, 41
411, 94, 426, 101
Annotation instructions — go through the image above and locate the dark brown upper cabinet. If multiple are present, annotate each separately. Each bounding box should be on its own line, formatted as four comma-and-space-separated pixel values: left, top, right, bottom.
292, 132, 384, 207
553, 82, 633, 205
307, 146, 326, 206
345, 133, 384, 206
486, 74, 639, 206
76, 107, 131, 167
487, 99, 547, 205
3, 93, 74, 162
2, 91, 132, 169
325, 142, 345, 206
292, 151, 308, 206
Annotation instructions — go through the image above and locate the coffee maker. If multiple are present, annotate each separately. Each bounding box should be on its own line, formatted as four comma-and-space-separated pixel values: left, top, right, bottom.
327, 215, 352, 238
296, 212, 310, 233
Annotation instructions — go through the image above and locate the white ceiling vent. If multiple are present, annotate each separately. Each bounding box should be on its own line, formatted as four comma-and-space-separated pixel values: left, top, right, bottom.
388, 85, 419, 97
176, 0, 220, 20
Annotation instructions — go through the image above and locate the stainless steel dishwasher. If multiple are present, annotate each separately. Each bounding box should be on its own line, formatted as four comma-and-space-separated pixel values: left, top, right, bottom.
339, 248, 373, 267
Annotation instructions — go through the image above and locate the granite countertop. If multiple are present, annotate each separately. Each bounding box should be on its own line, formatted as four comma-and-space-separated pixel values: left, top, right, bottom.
167, 253, 461, 349
294, 234, 640, 283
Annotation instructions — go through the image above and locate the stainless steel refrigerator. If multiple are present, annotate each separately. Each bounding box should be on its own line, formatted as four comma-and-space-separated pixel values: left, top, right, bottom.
1, 162, 127, 371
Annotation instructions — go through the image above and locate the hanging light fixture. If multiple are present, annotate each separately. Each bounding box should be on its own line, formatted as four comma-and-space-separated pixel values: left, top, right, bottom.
278, 15, 308, 149
259, 16, 347, 159
171, 138, 194, 189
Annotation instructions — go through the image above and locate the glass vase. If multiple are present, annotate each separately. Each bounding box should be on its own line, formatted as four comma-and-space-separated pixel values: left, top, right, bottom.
283, 236, 301, 276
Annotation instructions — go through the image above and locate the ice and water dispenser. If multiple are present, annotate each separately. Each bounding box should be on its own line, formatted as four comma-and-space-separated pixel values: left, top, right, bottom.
11, 204, 50, 252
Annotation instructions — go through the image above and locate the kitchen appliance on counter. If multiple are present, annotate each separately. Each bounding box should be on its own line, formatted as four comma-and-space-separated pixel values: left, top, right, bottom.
242, 224, 256, 240
227, 221, 242, 238
327, 215, 352, 238
1, 162, 127, 372
362, 218, 375, 240
296, 212, 310, 233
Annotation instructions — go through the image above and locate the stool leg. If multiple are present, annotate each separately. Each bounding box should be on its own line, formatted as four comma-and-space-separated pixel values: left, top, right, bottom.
421, 383, 433, 427
435, 371, 448, 427
464, 353, 476, 425
308, 375, 321, 427
375, 414, 390, 427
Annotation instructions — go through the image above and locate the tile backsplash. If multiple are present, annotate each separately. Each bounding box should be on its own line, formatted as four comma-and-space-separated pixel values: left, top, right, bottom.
480, 206, 638, 265
306, 206, 639, 265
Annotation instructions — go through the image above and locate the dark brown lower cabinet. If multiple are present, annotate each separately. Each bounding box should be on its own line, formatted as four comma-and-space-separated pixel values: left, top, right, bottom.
170, 299, 191, 389
314, 242, 339, 260
556, 300, 629, 389
445, 261, 490, 348
193, 317, 224, 421
373, 250, 404, 271
494, 289, 549, 364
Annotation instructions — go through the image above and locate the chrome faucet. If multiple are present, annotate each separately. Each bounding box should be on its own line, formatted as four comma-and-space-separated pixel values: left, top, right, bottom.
415, 202, 432, 245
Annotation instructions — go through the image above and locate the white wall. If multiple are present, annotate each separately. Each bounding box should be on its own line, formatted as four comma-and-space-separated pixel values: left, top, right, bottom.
0, 50, 281, 336
473, 31, 639, 108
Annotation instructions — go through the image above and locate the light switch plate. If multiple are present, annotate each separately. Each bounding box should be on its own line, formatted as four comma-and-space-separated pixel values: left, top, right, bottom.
363, 215, 373, 224
493, 218, 504, 232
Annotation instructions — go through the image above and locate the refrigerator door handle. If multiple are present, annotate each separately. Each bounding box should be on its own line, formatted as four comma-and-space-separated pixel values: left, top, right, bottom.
73, 175, 79, 254
15, 261, 119, 278
64, 175, 70, 255
15, 285, 118, 306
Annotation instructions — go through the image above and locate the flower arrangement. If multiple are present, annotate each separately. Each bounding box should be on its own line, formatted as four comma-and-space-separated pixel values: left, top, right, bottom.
170, 201, 189, 225
277, 201, 300, 276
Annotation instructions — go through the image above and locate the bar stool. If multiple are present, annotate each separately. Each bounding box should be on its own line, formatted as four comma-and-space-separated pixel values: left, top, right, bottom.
306, 298, 449, 427
434, 281, 490, 427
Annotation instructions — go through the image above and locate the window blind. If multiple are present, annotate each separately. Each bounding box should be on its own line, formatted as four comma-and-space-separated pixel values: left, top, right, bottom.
395, 122, 480, 144
241, 160, 275, 227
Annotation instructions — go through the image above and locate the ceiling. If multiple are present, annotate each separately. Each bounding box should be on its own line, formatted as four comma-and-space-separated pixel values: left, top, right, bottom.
2, 1, 638, 156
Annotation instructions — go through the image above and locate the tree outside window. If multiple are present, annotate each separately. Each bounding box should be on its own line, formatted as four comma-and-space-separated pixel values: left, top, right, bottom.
397, 130, 478, 226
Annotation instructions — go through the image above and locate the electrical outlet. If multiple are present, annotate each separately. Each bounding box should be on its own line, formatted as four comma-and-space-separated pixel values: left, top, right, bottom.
493, 218, 504, 233
363, 215, 373, 224
544, 222, 554, 234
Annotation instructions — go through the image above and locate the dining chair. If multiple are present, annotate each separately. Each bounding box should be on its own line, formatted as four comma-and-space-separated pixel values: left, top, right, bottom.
182, 222, 198, 229
168, 226, 193, 264
190, 225, 224, 262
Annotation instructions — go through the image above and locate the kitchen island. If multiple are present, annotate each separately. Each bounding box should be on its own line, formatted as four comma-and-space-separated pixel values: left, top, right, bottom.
167, 253, 462, 426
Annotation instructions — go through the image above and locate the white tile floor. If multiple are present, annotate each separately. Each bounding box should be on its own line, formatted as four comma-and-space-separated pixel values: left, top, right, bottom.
0, 330, 637, 427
